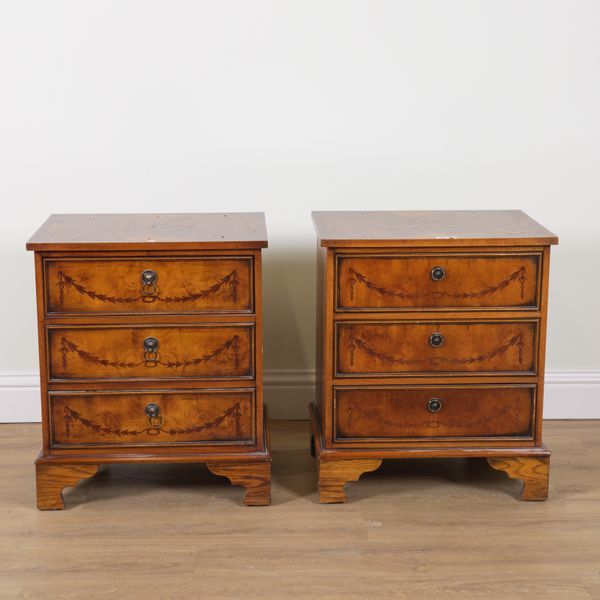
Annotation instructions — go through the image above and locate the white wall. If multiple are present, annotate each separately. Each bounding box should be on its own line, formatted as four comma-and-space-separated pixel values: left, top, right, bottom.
0, 1, 599, 420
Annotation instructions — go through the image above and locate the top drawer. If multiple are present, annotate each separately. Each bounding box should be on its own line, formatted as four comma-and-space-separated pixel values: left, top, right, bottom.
336, 253, 541, 311
44, 256, 254, 315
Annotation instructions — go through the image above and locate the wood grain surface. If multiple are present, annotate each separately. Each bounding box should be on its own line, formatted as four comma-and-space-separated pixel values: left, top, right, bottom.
47, 325, 254, 381
1, 421, 598, 599
334, 385, 534, 441
336, 252, 540, 310
49, 390, 255, 448
312, 210, 558, 247
206, 460, 271, 506
317, 458, 383, 503
45, 256, 254, 314
487, 456, 550, 501
336, 320, 537, 376
27, 213, 268, 251
35, 463, 99, 510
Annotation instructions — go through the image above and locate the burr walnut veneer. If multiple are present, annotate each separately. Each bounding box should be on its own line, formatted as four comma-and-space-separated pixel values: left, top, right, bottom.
28, 213, 271, 509
311, 210, 558, 503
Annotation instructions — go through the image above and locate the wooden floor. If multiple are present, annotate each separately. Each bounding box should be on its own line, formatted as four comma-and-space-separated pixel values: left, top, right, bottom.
0, 421, 599, 600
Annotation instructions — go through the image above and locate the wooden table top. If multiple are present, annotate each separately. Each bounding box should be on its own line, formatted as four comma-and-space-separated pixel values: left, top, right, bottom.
312, 210, 558, 247
27, 212, 268, 251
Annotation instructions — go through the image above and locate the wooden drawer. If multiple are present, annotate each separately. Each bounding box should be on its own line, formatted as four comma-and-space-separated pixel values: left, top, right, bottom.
335, 320, 537, 376
336, 253, 540, 311
47, 324, 254, 382
333, 385, 535, 441
49, 389, 255, 448
44, 256, 254, 315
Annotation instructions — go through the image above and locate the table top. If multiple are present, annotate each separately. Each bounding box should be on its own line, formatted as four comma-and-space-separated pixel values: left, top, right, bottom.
312, 210, 558, 247
27, 213, 268, 251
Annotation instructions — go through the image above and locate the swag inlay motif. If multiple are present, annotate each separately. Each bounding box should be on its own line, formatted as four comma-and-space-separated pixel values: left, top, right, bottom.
57, 270, 240, 305
347, 266, 527, 301
346, 333, 525, 368
59, 335, 241, 370
63, 402, 243, 438
345, 403, 518, 432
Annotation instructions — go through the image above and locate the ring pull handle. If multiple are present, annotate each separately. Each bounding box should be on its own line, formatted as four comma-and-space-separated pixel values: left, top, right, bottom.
141, 270, 158, 302
431, 266, 446, 281
427, 398, 442, 413
143, 337, 159, 367
429, 333, 444, 348
144, 403, 163, 430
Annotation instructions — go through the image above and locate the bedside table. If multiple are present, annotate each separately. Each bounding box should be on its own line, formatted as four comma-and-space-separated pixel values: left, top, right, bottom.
27, 213, 271, 508
311, 210, 557, 502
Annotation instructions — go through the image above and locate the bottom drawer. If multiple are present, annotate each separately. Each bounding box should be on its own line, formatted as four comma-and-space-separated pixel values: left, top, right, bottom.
334, 385, 534, 442
49, 389, 255, 448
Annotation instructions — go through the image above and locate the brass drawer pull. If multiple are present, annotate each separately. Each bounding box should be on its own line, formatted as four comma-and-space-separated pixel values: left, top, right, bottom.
144, 337, 159, 352
143, 337, 159, 367
429, 333, 444, 347
144, 402, 163, 430
145, 402, 160, 418
141, 269, 157, 285
141, 270, 158, 301
427, 398, 442, 413
430, 266, 446, 281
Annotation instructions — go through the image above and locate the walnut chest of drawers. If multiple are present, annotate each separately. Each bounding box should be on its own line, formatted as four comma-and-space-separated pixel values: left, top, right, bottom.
311, 210, 558, 503
27, 213, 271, 509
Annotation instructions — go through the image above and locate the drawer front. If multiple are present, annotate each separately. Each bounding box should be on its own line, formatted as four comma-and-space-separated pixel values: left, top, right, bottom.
336, 253, 540, 311
45, 257, 253, 315
48, 325, 254, 381
336, 321, 537, 376
49, 389, 255, 448
334, 385, 534, 441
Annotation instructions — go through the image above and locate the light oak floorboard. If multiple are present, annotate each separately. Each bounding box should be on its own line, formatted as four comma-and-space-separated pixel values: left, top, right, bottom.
0, 421, 599, 599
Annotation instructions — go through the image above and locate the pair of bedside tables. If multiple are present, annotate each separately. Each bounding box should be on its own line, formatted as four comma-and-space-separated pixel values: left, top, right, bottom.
27, 210, 557, 509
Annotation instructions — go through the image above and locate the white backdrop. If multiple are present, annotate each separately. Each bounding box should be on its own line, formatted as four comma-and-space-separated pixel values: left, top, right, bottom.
0, 1, 599, 420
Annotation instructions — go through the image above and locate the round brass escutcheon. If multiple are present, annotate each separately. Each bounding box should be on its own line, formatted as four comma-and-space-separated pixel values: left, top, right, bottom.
141, 270, 157, 285
144, 337, 159, 352
429, 333, 444, 347
431, 266, 446, 281
427, 398, 442, 413
145, 403, 160, 418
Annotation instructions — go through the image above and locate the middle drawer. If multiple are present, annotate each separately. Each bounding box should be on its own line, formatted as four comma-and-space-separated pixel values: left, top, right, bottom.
47, 324, 255, 382
335, 320, 538, 377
